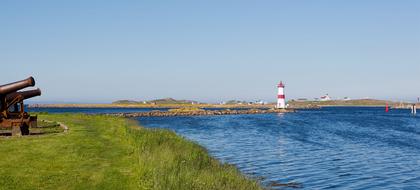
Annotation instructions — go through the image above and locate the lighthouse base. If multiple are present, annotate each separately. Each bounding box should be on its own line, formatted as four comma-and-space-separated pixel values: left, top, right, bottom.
276, 104, 287, 109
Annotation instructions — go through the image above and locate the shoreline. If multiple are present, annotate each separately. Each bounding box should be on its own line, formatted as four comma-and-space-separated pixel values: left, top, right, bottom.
106, 108, 295, 117
27, 103, 392, 109
28, 103, 275, 109
29, 98, 416, 109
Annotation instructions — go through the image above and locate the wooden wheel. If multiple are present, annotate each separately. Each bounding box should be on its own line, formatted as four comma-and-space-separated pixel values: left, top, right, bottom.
20, 123, 29, 135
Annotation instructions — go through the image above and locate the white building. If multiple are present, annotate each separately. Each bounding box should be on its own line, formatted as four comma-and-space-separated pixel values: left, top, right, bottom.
320, 94, 331, 101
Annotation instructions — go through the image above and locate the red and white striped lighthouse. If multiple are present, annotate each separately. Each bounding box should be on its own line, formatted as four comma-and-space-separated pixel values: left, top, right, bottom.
277, 81, 286, 109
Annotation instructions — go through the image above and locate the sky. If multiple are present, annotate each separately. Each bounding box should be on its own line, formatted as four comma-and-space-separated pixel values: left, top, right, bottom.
1, 0, 419, 103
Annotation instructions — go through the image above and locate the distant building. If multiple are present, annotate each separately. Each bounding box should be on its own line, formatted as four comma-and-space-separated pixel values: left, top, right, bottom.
320, 94, 331, 101
253, 100, 266, 105
296, 98, 308, 102
343, 97, 351, 101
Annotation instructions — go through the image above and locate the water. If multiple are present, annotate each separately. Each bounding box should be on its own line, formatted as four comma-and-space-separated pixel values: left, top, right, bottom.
27, 107, 253, 114
27, 107, 169, 114
137, 107, 420, 189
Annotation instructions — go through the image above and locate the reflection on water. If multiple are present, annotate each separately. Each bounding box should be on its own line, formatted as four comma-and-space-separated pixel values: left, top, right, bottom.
138, 107, 420, 189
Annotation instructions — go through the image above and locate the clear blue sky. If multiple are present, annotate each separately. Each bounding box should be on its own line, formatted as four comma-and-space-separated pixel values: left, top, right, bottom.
1, 0, 419, 103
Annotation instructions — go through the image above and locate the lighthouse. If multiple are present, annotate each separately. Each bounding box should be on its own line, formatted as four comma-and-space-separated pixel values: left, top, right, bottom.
277, 81, 286, 109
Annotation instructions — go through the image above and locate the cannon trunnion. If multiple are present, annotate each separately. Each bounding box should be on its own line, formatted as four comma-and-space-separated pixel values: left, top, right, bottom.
0, 77, 41, 136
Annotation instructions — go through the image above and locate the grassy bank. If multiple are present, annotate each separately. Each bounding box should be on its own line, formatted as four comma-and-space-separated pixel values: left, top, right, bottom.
0, 114, 262, 190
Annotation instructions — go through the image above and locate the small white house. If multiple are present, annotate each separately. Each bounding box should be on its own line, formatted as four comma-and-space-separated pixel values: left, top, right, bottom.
320, 94, 331, 101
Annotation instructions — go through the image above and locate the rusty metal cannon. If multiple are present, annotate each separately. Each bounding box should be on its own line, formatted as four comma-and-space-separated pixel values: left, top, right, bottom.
0, 77, 41, 136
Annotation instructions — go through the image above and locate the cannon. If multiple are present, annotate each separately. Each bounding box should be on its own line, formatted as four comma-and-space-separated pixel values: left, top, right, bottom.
0, 77, 41, 136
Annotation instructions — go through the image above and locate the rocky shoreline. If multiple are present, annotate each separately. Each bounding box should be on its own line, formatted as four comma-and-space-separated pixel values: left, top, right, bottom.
106, 108, 295, 117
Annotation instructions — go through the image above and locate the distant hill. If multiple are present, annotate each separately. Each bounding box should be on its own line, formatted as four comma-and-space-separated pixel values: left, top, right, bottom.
112, 98, 199, 105
148, 98, 199, 105
224, 100, 248, 105
112, 100, 141, 104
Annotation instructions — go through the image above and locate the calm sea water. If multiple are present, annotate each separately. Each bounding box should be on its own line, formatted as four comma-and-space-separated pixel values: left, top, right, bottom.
27, 107, 168, 114
27, 107, 252, 114
137, 107, 420, 189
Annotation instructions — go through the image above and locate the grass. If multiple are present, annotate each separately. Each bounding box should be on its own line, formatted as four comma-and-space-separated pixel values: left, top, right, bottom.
0, 113, 262, 190
32, 120, 63, 134
0, 120, 62, 136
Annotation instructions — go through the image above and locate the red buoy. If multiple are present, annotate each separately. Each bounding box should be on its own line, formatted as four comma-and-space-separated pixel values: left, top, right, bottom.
385, 103, 389, 112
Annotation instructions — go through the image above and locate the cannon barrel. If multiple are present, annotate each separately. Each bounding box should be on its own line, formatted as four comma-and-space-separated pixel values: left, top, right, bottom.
0, 77, 35, 96
6, 88, 41, 102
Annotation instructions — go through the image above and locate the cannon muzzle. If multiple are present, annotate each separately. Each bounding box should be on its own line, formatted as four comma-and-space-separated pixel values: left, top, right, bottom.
0, 77, 35, 96
6, 88, 41, 102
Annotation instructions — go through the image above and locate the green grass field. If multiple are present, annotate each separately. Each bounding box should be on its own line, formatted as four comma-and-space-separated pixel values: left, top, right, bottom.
0, 114, 262, 190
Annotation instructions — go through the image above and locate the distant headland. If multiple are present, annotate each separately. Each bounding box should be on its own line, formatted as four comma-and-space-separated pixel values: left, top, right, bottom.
28, 98, 418, 109
288, 99, 418, 109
